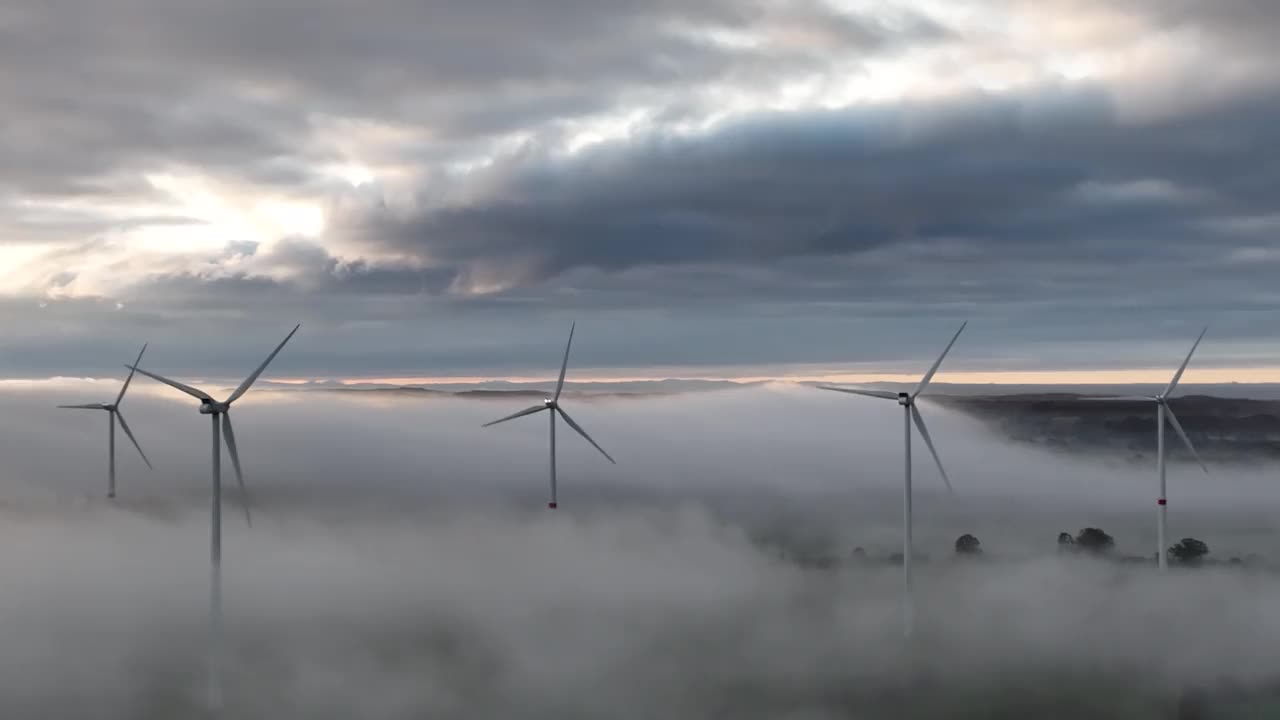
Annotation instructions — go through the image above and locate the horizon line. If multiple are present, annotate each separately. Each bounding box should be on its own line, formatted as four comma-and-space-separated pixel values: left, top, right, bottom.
15, 365, 1280, 387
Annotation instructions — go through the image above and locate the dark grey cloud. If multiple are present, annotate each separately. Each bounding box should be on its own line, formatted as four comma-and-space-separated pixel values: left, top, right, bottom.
296, 84, 1280, 372
346, 85, 1280, 279
1124, 0, 1280, 51
0, 0, 940, 200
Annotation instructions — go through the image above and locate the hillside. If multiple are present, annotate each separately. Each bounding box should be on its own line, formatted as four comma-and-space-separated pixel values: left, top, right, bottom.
935, 394, 1280, 463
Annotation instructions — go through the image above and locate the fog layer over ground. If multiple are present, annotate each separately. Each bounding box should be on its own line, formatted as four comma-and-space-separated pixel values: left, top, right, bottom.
3, 381, 1280, 717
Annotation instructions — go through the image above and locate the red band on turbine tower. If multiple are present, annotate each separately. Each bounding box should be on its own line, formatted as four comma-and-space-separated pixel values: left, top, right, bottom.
1158, 498, 1167, 506
548, 502, 558, 509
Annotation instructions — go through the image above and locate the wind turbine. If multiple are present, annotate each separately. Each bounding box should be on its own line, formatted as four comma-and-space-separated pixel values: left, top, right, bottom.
1084, 327, 1209, 571
126, 324, 300, 711
56, 343, 153, 498
817, 322, 967, 639
482, 322, 615, 508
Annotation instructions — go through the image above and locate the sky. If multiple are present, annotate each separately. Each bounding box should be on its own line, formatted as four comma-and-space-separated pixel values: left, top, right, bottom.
4, 1, 1280, 381
6, 382, 1280, 715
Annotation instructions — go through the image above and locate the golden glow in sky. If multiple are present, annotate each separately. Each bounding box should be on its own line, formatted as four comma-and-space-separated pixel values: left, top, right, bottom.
325, 365, 1280, 387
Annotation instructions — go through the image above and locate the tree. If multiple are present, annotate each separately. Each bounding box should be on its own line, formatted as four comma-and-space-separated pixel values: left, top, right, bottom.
955, 534, 982, 555
1075, 527, 1115, 554
1169, 538, 1210, 565
1057, 532, 1076, 550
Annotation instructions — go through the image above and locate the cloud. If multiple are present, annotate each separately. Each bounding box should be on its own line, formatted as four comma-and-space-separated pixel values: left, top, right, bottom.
21, 381, 1280, 528
3, 0, 1280, 375
0, 0, 941, 198
304, 82, 1280, 374
4, 382, 1280, 715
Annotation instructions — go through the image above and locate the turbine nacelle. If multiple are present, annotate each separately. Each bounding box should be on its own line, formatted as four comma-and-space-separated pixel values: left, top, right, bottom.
897, 392, 911, 407
198, 400, 230, 415
77, 403, 121, 412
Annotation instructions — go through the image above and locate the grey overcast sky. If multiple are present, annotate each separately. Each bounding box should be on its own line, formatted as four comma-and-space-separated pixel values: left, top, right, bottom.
3, 0, 1280, 381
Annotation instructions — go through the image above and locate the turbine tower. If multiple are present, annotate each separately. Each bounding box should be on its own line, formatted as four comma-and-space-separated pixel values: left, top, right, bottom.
818, 322, 966, 639
482, 322, 615, 508
57, 343, 153, 498
127, 324, 300, 712
1084, 327, 1209, 570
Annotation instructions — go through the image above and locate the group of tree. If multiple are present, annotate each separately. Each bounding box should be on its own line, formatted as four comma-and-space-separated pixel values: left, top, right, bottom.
1058, 527, 1115, 554
1168, 537, 1210, 565
1055, 529, 1236, 566
837, 529, 1260, 568
954, 534, 982, 555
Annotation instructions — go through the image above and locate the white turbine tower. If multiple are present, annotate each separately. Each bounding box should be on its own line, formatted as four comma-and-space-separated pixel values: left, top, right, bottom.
1084, 327, 1209, 570
818, 322, 966, 639
482, 322, 615, 508
57, 343, 153, 498
126, 324, 300, 711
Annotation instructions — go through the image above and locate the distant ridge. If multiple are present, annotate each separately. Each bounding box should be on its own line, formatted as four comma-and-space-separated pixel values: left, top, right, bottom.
255, 377, 1280, 400
261, 378, 766, 397
936, 392, 1280, 463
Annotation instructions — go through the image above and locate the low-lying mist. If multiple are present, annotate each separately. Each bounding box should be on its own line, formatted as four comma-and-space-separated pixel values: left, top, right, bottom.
1, 380, 1278, 717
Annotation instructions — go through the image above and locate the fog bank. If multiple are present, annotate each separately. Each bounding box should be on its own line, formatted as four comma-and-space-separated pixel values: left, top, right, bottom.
0, 381, 1274, 715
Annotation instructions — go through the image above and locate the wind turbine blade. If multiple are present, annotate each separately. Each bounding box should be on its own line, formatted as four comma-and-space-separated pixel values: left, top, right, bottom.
913, 321, 968, 398
482, 404, 547, 428
225, 324, 301, 404
221, 413, 252, 527
554, 322, 575, 402
126, 366, 214, 402
1165, 326, 1208, 396
911, 405, 953, 493
1164, 406, 1208, 474
116, 343, 147, 406
114, 410, 153, 470
1078, 396, 1158, 402
816, 386, 899, 400
57, 403, 107, 410
556, 407, 616, 464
